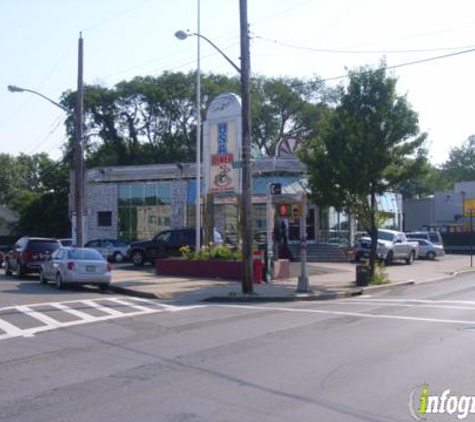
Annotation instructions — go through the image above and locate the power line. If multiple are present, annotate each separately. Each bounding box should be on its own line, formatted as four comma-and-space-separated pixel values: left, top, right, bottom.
254, 34, 475, 55
82, 0, 154, 33
321, 46, 475, 82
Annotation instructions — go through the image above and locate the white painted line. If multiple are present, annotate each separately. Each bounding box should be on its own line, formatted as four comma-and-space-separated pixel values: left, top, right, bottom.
130, 297, 206, 312
49, 303, 96, 322
215, 304, 475, 326
81, 300, 124, 317
333, 300, 475, 312
350, 298, 475, 305
107, 298, 157, 313
15, 306, 62, 328
0, 317, 26, 338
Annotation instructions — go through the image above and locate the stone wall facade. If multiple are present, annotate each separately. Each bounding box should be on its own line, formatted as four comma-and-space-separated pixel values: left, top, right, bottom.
85, 183, 118, 242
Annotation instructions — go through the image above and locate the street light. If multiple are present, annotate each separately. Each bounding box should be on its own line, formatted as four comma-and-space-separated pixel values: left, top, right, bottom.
174, 2, 202, 252
175, 3, 253, 293
8, 85, 69, 113
7, 34, 85, 247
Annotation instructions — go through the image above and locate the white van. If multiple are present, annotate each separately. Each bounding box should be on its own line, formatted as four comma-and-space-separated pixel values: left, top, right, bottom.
405, 231, 443, 247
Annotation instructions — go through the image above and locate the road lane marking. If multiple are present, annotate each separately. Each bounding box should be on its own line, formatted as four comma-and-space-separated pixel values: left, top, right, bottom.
333, 300, 475, 312
15, 305, 63, 328
0, 297, 197, 342
50, 303, 96, 321
215, 304, 475, 326
107, 298, 157, 313
81, 299, 124, 316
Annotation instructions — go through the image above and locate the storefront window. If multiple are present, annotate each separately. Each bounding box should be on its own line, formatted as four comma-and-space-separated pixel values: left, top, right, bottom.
118, 182, 172, 241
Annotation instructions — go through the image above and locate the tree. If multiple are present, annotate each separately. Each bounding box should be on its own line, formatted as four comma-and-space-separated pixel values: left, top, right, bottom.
251, 75, 333, 155
301, 63, 426, 279
442, 135, 475, 184
60, 72, 333, 167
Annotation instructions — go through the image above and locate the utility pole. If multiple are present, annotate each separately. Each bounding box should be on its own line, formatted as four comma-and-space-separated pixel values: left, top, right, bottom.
239, 0, 253, 294
75, 33, 85, 247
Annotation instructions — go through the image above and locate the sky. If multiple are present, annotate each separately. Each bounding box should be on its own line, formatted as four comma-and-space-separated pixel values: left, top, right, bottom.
1, 0, 475, 166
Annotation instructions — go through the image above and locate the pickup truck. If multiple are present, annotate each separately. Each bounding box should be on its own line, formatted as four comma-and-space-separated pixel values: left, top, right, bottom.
355, 229, 419, 265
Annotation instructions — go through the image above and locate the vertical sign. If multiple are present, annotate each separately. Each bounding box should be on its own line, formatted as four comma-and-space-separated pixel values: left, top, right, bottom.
203, 93, 242, 194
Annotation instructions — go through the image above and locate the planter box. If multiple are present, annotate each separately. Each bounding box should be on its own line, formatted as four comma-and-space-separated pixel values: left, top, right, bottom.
156, 259, 253, 281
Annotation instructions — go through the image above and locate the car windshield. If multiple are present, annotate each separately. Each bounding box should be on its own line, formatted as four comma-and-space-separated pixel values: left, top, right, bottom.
377, 231, 395, 242
28, 241, 60, 253
68, 249, 104, 261
110, 240, 127, 246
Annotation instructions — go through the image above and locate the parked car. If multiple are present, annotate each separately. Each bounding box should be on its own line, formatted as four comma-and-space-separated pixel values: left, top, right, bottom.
0, 250, 3, 268
84, 239, 129, 262
355, 229, 419, 265
4, 237, 61, 278
127, 228, 197, 266
412, 238, 445, 260
405, 231, 443, 247
58, 238, 73, 247
40, 247, 111, 291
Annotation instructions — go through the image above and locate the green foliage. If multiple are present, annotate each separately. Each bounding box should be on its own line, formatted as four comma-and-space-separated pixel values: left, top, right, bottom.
442, 134, 475, 185
179, 244, 241, 261
60, 72, 333, 167
301, 62, 426, 278
369, 262, 389, 285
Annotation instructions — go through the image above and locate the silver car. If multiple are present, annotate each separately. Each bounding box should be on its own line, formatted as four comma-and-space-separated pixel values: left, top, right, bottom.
84, 239, 129, 262
40, 247, 111, 291
413, 238, 445, 260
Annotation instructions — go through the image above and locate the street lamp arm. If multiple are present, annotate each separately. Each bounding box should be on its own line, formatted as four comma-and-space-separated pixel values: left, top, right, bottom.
175, 30, 241, 74
7, 85, 70, 113
195, 33, 241, 74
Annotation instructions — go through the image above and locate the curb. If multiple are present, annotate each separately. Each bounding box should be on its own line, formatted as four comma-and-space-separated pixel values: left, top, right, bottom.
108, 284, 163, 300
360, 279, 415, 294
193, 290, 363, 303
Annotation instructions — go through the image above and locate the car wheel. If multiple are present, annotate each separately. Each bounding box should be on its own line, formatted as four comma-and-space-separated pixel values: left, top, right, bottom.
405, 251, 414, 265
17, 264, 25, 279
385, 252, 393, 266
4, 260, 12, 276
113, 251, 124, 263
426, 251, 436, 260
131, 250, 145, 266
40, 269, 47, 284
56, 272, 64, 290
98, 283, 109, 293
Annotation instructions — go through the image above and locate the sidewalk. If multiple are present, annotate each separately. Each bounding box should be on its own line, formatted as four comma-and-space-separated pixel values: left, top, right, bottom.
109, 254, 475, 303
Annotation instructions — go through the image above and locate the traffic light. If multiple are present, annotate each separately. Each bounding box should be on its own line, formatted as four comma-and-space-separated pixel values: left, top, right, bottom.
291, 204, 303, 218
279, 204, 291, 216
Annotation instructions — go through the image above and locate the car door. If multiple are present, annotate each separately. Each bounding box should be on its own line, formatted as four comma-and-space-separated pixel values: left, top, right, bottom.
167, 231, 186, 257
44, 248, 61, 279
149, 231, 172, 260
10, 238, 25, 271
393, 234, 405, 259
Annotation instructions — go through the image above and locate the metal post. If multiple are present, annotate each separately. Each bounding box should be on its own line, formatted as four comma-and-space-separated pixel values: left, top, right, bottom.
240, 0, 253, 293
471, 209, 473, 268
195, 0, 201, 251
75, 34, 85, 247
266, 184, 273, 282
297, 193, 309, 292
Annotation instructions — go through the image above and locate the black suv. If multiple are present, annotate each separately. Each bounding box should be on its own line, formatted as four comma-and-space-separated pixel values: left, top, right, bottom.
4, 237, 60, 278
127, 228, 197, 266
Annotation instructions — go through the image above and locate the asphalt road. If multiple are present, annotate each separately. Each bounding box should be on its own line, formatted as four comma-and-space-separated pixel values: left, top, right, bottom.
2, 270, 475, 421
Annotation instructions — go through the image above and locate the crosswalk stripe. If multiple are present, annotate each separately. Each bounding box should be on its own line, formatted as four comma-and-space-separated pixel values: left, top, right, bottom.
15, 306, 62, 327
0, 297, 203, 342
50, 303, 96, 321
80, 300, 124, 316
107, 298, 157, 313
0, 317, 30, 338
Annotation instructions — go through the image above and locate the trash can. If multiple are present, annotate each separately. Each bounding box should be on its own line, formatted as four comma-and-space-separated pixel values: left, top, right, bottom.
356, 264, 369, 286
253, 259, 263, 283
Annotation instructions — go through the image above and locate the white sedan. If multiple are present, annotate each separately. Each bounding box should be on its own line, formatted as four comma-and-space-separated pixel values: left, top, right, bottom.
40, 247, 111, 291
413, 239, 445, 260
